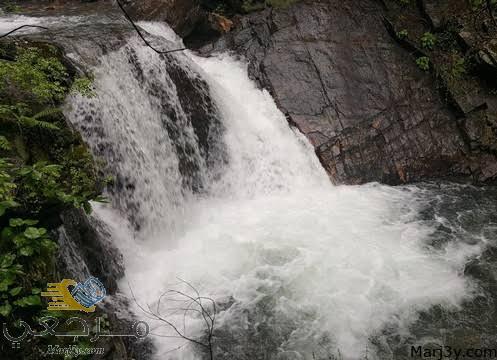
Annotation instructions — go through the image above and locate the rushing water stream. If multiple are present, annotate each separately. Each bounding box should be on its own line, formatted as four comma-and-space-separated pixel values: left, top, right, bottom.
2, 16, 497, 360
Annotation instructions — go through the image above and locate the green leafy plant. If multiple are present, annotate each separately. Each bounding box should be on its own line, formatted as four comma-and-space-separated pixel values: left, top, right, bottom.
0, 218, 56, 318
1, 1, 21, 13
16, 160, 101, 213
416, 56, 430, 71
0, 104, 61, 131
421, 32, 437, 50
0, 159, 18, 216
0, 135, 11, 151
71, 76, 96, 98
396, 29, 409, 39
0, 47, 68, 105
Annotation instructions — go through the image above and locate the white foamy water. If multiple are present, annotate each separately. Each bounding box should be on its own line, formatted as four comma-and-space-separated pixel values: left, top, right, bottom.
0, 15, 43, 34
0, 14, 88, 34
4, 15, 479, 358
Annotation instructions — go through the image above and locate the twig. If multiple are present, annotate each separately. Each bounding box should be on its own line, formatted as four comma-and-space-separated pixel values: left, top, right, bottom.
128, 280, 216, 360
0, 25, 49, 39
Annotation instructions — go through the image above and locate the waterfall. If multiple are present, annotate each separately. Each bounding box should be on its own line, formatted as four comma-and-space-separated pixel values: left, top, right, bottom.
2, 15, 491, 360
66, 23, 486, 359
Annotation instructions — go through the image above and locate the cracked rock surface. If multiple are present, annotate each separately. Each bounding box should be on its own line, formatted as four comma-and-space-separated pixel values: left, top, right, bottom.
203, 0, 497, 185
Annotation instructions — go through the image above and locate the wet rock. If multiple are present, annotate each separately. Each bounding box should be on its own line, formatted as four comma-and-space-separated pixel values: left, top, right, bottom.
204, 1, 494, 185
419, 0, 454, 29
121, 0, 202, 37
184, 12, 234, 48
56, 208, 124, 294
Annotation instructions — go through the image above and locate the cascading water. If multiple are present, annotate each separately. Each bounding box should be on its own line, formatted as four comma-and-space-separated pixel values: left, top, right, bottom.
67, 22, 491, 359
71, 24, 494, 359
3, 15, 496, 360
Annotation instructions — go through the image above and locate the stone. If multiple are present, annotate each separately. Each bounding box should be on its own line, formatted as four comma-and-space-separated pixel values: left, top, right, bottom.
121, 0, 202, 37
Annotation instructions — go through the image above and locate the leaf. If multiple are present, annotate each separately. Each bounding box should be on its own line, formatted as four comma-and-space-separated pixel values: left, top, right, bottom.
31, 288, 41, 295
23, 227, 44, 239
0, 302, 12, 317
0, 136, 10, 151
18, 116, 60, 130
32, 107, 62, 120
1, 227, 15, 242
0, 277, 15, 292
41, 239, 57, 253
13, 295, 41, 307
9, 218, 23, 227
13, 234, 27, 247
19, 246, 34, 257
93, 195, 109, 203
17, 167, 32, 176
9, 287, 22, 296
0, 200, 19, 217
82, 201, 92, 214
0, 254, 15, 268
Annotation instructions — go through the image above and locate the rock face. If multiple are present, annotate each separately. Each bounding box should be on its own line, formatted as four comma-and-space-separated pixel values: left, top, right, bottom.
203, 0, 497, 185
121, 0, 201, 37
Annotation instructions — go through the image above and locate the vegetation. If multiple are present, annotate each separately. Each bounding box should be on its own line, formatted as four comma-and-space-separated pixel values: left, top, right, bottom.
0, 1, 21, 13
416, 56, 430, 71
0, 41, 102, 356
396, 29, 408, 39
71, 76, 96, 98
420, 32, 437, 50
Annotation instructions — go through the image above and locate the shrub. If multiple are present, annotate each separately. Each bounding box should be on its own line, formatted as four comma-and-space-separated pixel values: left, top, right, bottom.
416, 56, 430, 71
421, 32, 437, 50
397, 29, 409, 39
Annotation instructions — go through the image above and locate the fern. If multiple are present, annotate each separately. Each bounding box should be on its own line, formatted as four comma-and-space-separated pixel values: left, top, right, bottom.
0, 104, 60, 131
16, 115, 60, 130
0, 136, 10, 151
32, 107, 62, 120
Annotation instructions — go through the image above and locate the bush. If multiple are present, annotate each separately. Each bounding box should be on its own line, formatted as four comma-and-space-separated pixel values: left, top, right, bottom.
396, 29, 408, 39
416, 56, 430, 71
421, 32, 437, 50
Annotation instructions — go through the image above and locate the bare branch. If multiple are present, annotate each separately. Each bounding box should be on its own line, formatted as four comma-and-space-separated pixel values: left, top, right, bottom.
128, 281, 216, 360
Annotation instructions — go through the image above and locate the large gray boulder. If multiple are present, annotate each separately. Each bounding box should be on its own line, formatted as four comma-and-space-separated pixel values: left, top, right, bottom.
203, 0, 497, 185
